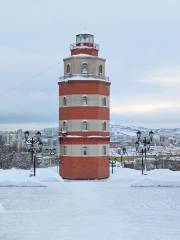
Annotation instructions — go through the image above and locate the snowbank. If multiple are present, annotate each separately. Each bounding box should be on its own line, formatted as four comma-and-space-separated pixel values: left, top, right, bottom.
0, 168, 62, 187
130, 169, 180, 187
36, 167, 63, 182
0, 167, 180, 188
109, 168, 180, 187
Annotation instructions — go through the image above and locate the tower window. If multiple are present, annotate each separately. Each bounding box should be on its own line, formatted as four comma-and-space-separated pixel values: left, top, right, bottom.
76, 35, 81, 43
99, 65, 103, 75
102, 121, 107, 131
82, 121, 88, 131
63, 96, 67, 106
82, 146, 88, 155
81, 63, 88, 74
76, 34, 94, 44
82, 95, 88, 105
63, 121, 68, 131
102, 97, 106, 106
103, 146, 107, 155
63, 146, 67, 155
66, 64, 71, 74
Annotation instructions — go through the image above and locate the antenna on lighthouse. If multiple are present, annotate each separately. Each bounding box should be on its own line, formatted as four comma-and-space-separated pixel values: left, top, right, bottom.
81, 24, 89, 34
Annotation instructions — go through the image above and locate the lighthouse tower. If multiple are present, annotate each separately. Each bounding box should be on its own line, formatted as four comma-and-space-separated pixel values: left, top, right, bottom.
58, 32, 110, 179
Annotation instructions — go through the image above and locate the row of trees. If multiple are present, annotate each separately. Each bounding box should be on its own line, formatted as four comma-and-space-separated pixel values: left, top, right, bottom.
0, 144, 32, 169
124, 155, 180, 171
0, 143, 58, 169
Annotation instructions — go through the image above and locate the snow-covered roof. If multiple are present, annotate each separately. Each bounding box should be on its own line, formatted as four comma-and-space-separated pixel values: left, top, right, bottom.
64, 54, 105, 61
71, 53, 98, 58
59, 75, 109, 82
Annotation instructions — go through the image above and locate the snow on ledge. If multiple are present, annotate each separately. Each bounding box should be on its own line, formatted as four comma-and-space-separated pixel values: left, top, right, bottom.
65, 135, 109, 138
71, 54, 97, 58
66, 135, 82, 138
64, 54, 105, 61
59, 75, 108, 82
88, 135, 109, 138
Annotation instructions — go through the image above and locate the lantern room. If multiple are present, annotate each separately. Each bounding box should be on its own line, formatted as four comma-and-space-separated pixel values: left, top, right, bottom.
71, 33, 99, 56
76, 33, 94, 45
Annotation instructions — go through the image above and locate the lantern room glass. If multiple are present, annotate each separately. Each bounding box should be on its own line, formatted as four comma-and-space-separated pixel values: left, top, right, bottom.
76, 34, 94, 44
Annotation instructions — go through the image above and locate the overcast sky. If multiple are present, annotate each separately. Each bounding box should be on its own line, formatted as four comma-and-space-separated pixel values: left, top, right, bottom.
0, 0, 180, 130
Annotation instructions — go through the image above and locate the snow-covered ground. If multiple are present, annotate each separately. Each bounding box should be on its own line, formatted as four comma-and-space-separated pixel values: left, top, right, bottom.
0, 167, 180, 240
0, 167, 61, 187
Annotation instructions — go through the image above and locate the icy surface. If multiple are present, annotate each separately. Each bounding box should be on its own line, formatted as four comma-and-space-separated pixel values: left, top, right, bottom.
0, 167, 180, 240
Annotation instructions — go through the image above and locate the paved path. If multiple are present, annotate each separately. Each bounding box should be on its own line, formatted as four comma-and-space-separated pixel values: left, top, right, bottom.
0, 174, 180, 240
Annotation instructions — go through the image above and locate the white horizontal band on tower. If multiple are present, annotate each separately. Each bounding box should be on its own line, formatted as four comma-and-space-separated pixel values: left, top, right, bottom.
59, 94, 109, 107
59, 120, 109, 132
60, 144, 109, 157
63, 57, 106, 78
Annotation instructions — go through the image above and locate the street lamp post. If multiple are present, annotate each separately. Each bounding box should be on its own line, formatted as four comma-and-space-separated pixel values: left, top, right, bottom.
24, 131, 43, 177
109, 158, 116, 174
135, 130, 154, 175
118, 147, 127, 167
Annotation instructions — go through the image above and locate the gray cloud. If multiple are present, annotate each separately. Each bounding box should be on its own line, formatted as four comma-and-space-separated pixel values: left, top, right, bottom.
0, 0, 180, 129
112, 109, 180, 128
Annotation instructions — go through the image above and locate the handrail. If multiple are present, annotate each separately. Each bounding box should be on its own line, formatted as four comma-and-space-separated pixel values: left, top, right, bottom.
70, 43, 99, 50
59, 74, 109, 81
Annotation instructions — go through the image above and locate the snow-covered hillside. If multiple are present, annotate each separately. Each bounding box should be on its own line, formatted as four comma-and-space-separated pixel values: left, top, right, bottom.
110, 124, 180, 138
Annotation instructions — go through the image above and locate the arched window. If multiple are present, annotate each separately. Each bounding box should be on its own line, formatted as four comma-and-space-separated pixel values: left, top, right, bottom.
102, 97, 106, 106
99, 65, 103, 75
102, 121, 106, 131
63, 121, 68, 131
63, 146, 67, 155
103, 146, 107, 155
82, 146, 88, 155
81, 63, 88, 74
63, 96, 67, 106
66, 64, 71, 74
82, 95, 88, 105
82, 121, 88, 131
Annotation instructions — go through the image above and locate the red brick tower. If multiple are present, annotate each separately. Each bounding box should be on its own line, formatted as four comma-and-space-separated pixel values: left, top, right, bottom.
58, 32, 110, 179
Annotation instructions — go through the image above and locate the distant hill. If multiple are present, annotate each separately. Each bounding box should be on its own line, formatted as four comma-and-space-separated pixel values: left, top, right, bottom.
110, 124, 180, 138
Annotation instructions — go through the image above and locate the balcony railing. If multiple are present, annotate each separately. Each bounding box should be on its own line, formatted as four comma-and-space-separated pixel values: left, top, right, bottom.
70, 43, 99, 50
59, 74, 109, 82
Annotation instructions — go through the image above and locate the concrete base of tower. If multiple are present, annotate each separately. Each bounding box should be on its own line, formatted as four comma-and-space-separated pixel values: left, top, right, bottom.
59, 156, 109, 180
